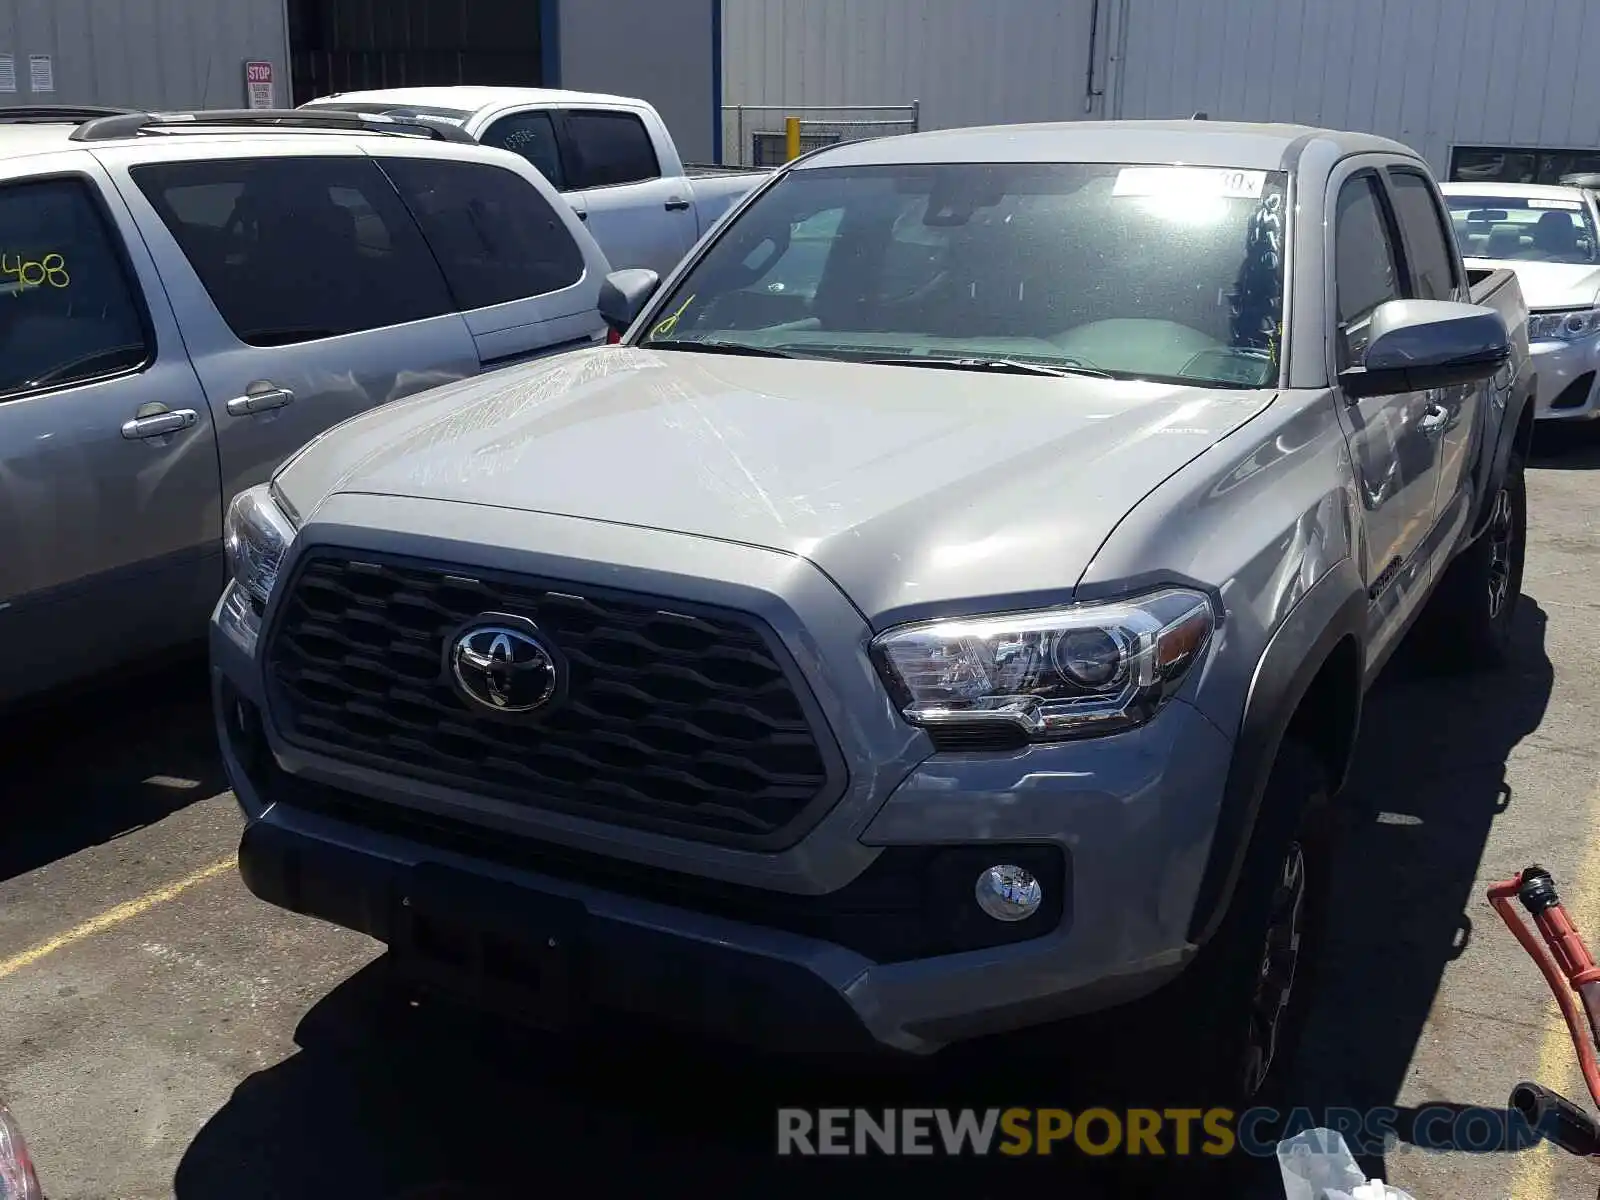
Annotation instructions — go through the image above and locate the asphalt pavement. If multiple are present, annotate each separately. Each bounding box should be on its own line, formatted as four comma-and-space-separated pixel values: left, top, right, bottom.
4, 435, 1600, 1199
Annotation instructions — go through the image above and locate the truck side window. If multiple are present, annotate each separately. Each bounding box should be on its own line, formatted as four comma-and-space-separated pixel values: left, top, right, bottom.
378, 158, 585, 309
1387, 169, 1460, 301
563, 110, 662, 189
0, 177, 150, 400
481, 111, 567, 190
130, 157, 453, 346
1333, 174, 1403, 368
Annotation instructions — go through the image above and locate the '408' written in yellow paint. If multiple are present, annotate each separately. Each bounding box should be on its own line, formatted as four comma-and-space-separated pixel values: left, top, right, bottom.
2, 253, 70, 292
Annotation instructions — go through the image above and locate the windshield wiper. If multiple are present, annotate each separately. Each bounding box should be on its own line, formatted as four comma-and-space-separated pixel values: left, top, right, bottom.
858, 355, 1113, 379
647, 339, 804, 359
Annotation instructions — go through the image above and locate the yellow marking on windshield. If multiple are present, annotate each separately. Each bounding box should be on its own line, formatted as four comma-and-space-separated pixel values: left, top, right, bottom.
650, 292, 696, 339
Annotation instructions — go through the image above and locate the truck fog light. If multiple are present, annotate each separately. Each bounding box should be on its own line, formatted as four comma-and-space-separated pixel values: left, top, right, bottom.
974, 864, 1043, 922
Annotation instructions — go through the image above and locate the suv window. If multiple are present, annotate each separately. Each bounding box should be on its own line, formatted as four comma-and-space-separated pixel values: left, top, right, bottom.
1334, 174, 1403, 368
481, 111, 566, 190
0, 177, 149, 399
379, 158, 586, 309
131, 157, 453, 346
564, 110, 660, 189
1387, 168, 1460, 301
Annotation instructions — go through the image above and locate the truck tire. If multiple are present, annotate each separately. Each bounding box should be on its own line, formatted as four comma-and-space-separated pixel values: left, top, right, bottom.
1126, 738, 1335, 1110
1419, 451, 1527, 671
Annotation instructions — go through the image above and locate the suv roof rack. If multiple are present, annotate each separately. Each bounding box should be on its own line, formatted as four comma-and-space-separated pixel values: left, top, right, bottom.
69, 108, 476, 145
0, 105, 137, 125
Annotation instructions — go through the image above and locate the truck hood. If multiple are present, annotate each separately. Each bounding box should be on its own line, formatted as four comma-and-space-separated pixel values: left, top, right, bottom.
1467, 258, 1600, 310
274, 347, 1275, 624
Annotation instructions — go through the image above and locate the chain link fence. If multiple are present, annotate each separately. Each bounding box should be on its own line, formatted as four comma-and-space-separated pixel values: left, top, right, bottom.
720, 104, 920, 167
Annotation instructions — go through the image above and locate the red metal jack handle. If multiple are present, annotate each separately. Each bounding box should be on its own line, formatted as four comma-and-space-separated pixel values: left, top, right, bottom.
1488, 867, 1600, 1115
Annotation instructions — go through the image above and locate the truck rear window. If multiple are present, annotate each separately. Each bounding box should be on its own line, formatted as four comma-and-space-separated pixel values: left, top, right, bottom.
640, 161, 1289, 389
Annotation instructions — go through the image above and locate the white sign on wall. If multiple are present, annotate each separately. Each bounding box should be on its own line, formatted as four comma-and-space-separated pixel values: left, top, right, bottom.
244, 61, 274, 109
28, 54, 52, 93
0, 56, 15, 94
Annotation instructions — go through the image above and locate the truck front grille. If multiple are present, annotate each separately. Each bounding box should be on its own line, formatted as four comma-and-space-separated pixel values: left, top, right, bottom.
262, 550, 838, 846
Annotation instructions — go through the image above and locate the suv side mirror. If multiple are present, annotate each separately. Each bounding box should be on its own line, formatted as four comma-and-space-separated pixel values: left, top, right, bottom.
1340, 299, 1511, 400
598, 269, 661, 337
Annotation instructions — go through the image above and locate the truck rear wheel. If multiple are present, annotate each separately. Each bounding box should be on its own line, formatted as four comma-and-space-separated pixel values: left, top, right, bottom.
1420, 451, 1527, 671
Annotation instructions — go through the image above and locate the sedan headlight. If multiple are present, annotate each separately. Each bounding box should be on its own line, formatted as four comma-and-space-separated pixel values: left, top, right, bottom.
1528, 308, 1600, 341
218, 484, 296, 656
870, 588, 1216, 742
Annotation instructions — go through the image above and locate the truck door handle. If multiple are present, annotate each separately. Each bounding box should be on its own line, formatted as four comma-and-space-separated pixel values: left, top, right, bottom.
121, 408, 197, 440
226, 387, 295, 417
575, 209, 588, 221
664, 197, 691, 211
1419, 404, 1451, 435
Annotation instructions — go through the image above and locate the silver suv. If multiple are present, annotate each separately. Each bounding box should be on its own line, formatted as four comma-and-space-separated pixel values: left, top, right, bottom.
0, 106, 610, 706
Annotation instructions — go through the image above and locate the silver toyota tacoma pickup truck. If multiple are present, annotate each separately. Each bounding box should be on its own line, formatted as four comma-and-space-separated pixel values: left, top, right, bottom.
212, 120, 1534, 1101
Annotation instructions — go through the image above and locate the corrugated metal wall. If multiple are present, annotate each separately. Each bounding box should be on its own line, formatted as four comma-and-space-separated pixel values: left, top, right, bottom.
723, 0, 1600, 177
721, 0, 1098, 131
0, 0, 288, 111
560, 0, 717, 163
1105, 0, 1600, 175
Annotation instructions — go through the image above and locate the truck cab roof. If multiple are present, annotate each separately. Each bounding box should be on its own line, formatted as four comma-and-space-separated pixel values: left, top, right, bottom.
308, 85, 651, 119
801, 118, 1421, 172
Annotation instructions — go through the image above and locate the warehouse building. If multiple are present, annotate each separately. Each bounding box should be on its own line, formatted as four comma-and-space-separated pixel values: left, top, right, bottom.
720, 0, 1600, 182
3, 0, 1597, 181
0, 0, 719, 162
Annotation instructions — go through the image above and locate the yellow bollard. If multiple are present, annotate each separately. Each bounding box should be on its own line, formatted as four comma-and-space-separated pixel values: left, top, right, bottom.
785, 115, 801, 162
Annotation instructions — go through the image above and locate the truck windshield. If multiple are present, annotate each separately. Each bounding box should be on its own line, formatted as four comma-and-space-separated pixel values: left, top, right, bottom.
641, 162, 1289, 388
1444, 193, 1600, 265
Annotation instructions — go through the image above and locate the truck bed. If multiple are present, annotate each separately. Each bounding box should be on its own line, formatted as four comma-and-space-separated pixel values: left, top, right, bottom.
685, 163, 773, 178
1467, 265, 1518, 305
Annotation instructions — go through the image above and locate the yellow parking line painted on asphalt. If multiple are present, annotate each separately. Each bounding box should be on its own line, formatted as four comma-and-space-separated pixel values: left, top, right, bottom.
1508, 777, 1600, 1199
0, 855, 236, 982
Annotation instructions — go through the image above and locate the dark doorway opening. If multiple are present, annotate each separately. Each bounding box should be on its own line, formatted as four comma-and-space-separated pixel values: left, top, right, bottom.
287, 0, 545, 107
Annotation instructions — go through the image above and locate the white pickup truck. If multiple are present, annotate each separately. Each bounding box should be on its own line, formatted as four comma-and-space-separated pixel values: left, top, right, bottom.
303, 87, 769, 278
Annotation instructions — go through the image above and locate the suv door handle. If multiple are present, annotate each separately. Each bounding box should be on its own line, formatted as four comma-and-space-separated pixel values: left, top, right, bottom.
226, 387, 295, 417
664, 197, 691, 211
1419, 403, 1451, 435
121, 408, 197, 440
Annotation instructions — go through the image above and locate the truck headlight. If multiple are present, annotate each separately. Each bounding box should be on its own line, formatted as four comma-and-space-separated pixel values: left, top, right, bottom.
1528, 307, 1600, 341
870, 588, 1216, 742
218, 484, 296, 656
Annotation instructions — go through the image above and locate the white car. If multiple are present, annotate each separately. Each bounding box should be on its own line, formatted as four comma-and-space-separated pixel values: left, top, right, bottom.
1443, 180, 1600, 420
302, 86, 770, 279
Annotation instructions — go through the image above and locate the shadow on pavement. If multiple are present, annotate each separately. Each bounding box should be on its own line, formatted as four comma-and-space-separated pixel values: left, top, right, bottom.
1531, 424, 1600, 469
1287, 599, 1553, 1181
0, 652, 225, 882
174, 602, 1554, 1200
175, 957, 1169, 1199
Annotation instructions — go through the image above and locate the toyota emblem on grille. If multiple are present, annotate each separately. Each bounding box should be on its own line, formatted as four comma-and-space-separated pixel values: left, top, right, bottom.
450, 620, 558, 714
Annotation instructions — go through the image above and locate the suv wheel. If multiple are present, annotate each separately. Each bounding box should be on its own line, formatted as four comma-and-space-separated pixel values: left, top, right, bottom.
1419, 450, 1527, 670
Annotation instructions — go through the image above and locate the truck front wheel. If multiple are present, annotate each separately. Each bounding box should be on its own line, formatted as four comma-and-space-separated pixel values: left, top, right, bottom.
1097, 737, 1335, 1112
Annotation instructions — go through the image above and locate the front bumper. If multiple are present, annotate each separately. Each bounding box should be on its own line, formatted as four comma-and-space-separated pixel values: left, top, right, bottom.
213, 495, 1235, 1054
1531, 333, 1600, 420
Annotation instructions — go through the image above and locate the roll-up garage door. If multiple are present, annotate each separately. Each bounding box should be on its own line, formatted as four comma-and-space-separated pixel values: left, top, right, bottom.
288, 0, 544, 106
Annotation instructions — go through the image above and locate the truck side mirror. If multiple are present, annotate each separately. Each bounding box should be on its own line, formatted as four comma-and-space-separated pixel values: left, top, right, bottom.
1339, 299, 1510, 400
598, 269, 661, 338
